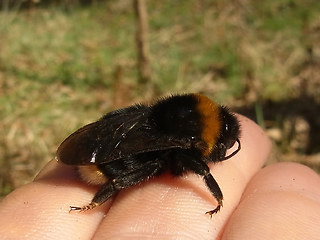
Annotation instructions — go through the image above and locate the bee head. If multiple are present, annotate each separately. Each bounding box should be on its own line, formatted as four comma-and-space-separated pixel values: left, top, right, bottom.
217, 107, 240, 150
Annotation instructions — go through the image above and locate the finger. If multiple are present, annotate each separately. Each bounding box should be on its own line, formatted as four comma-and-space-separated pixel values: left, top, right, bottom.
0, 114, 271, 240
91, 115, 272, 239
222, 162, 320, 240
0, 160, 109, 240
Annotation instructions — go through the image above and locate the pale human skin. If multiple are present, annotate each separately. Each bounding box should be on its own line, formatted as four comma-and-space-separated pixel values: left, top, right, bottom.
1, 115, 320, 239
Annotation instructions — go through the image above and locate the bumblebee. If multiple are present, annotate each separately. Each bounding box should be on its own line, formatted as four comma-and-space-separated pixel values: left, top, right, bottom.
57, 93, 240, 215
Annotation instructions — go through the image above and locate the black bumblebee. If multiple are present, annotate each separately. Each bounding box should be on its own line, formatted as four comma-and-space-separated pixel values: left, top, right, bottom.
57, 93, 240, 215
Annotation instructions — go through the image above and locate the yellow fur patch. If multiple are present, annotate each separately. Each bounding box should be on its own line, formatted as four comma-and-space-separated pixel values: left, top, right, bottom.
195, 94, 220, 156
77, 165, 107, 185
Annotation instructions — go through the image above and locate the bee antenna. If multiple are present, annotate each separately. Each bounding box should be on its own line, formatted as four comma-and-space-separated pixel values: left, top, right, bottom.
222, 139, 241, 160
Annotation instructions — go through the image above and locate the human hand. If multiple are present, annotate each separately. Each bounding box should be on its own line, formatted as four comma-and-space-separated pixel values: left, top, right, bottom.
1, 115, 320, 239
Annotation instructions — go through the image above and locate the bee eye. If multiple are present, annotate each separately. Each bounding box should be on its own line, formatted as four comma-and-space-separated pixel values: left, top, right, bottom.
225, 123, 229, 132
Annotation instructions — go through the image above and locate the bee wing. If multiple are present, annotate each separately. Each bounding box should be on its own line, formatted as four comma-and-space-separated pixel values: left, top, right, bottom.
96, 124, 187, 163
57, 121, 102, 165
57, 105, 188, 165
56, 105, 146, 165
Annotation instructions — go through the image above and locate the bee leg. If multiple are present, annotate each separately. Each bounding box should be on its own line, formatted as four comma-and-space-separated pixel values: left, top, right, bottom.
69, 183, 116, 212
177, 155, 223, 217
70, 160, 162, 212
109, 160, 163, 191
203, 173, 223, 216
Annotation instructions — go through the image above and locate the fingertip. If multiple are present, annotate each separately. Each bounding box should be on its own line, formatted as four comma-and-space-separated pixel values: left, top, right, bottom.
222, 162, 320, 240
237, 114, 272, 163
243, 162, 320, 202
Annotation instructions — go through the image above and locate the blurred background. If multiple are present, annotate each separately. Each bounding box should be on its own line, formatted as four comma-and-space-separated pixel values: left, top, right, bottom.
1, 0, 320, 198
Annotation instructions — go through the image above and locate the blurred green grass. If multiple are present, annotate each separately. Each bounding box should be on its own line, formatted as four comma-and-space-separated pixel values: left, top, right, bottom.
1, 0, 320, 196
